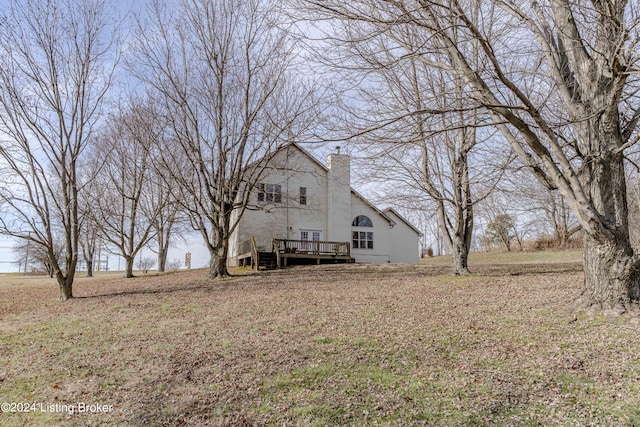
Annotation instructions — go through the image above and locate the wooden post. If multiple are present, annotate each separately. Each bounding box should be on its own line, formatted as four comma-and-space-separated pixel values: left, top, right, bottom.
274, 239, 281, 269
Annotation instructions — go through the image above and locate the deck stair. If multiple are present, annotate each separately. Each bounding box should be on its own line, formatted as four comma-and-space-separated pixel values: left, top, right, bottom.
256, 251, 276, 270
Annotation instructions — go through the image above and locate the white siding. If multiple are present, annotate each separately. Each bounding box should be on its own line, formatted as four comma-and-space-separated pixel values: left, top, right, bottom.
349, 195, 390, 263
386, 210, 420, 264
230, 145, 328, 261
229, 143, 421, 266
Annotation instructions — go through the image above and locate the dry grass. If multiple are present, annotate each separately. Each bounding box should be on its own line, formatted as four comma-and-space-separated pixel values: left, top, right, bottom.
1, 256, 640, 426
421, 248, 583, 266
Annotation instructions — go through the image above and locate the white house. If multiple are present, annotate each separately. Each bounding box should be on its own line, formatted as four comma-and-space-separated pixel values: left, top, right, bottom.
228, 143, 421, 266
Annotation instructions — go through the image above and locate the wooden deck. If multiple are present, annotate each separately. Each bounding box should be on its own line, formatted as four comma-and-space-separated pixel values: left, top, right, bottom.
237, 238, 353, 270
273, 239, 352, 268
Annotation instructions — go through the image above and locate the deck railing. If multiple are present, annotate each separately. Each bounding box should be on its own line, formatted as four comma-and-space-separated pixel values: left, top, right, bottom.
237, 237, 260, 269
238, 238, 254, 256
239, 238, 352, 269
273, 239, 350, 257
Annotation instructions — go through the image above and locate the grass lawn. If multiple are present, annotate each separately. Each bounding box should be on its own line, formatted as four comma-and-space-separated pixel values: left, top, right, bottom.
1, 252, 640, 426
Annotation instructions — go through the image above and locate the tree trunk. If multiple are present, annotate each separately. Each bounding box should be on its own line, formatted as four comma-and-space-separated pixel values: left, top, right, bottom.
503, 236, 512, 252
581, 234, 640, 311
451, 204, 473, 276
578, 146, 640, 311
85, 246, 95, 277
86, 259, 94, 277
209, 246, 229, 278
82, 238, 96, 278
438, 200, 473, 276
452, 238, 470, 275
158, 248, 167, 273
57, 275, 73, 301
55, 259, 76, 301
86, 249, 95, 277
124, 256, 135, 278
208, 227, 230, 278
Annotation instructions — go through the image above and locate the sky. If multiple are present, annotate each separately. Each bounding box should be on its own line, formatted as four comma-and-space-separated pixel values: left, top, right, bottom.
0, 238, 17, 273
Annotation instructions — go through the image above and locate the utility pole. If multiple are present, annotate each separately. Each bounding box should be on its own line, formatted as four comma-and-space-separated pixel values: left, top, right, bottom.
24, 234, 31, 274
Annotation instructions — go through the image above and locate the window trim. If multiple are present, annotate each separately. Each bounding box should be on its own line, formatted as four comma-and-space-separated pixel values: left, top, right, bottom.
352, 231, 374, 250
257, 183, 281, 203
299, 187, 307, 205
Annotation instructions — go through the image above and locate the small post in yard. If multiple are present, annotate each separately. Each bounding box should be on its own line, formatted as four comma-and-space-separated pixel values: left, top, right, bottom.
24, 238, 30, 273
185, 252, 192, 269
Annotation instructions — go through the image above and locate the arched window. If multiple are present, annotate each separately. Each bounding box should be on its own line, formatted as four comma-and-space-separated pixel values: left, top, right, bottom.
352, 215, 373, 227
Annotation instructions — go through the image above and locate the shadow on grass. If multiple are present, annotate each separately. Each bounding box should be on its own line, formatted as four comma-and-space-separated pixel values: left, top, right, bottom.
73, 269, 272, 300
425, 262, 583, 277
72, 261, 584, 301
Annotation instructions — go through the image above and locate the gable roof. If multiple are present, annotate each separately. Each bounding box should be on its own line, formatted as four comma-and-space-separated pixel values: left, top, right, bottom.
279, 143, 419, 231
350, 188, 395, 226
383, 208, 423, 236
274, 142, 329, 173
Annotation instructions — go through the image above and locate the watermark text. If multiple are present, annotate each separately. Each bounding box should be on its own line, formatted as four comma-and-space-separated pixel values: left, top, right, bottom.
1, 402, 113, 415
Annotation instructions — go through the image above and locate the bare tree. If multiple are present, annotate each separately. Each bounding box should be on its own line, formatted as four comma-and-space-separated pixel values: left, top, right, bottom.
79, 222, 99, 277
136, 256, 156, 274
149, 178, 183, 273
147, 146, 187, 273
502, 168, 581, 249
78, 167, 102, 278
0, 0, 117, 300
13, 238, 64, 277
87, 100, 164, 278
306, 0, 640, 312
627, 175, 640, 249
166, 258, 182, 271
132, 0, 319, 278
304, 0, 507, 275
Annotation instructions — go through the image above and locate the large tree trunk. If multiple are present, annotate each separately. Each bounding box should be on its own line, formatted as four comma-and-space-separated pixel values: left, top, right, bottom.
452, 238, 470, 275
57, 275, 73, 301
444, 147, 474, 276
156, 218, 175, 273
452, 200, 473, 276
582, 234, 640, 311
207, 207, 232, 278
209, 243, 229, 278
578, 150, 640, 311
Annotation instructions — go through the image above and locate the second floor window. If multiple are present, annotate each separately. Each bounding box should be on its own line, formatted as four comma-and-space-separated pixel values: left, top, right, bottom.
257, 183, 281, 203
300, 187, 307, 205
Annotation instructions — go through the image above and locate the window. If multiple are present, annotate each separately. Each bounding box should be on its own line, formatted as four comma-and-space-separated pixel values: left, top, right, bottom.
299, 187, 307, 205
352, 231, 374, 249
301, 230, 322, 241
301, 230, 322, 251
257, 183, 281, 203
352, 215, 373, 227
